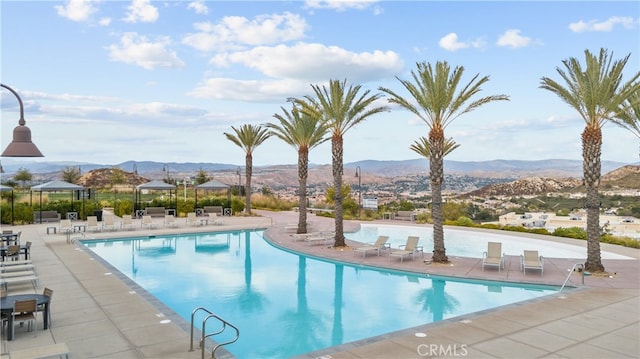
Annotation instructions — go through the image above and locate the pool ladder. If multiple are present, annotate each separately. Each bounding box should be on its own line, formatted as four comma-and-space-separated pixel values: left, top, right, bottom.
189, 307, 239, 358
559, 263, 585, 292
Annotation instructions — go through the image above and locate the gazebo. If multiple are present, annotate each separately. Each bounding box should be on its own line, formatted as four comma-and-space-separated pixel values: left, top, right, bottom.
135, 180, 177, 216
195, 180, 231, 214
31, 180, 85, 223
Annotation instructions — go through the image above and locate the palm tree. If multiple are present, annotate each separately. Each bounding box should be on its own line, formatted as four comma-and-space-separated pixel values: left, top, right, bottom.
612, 91, 640, 158
224, 124, 272, 215
299, 79, 389, 247
266, 102, 328, 234
410, 136, 460, 159
380, 61, 509, 263
540, 48, 640, 272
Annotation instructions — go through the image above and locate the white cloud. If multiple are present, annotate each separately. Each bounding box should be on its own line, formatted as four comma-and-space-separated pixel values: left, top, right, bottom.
187, 1, 208, 15
54, 0, 98, 22
193, 42, 402, 102
569, 16, 636, 33
496, 29, 531, 48
212, 42, 403, 82
438, 33, 469, 51
304, 0, 379, 11
123, 0, 159, 23
182, 12, 307, 52
106, 32, 185, 70
98, 17, 111, 26
189, 78, 309, 102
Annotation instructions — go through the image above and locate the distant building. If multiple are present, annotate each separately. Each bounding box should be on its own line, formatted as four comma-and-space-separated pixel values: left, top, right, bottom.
497, 211, 640, 239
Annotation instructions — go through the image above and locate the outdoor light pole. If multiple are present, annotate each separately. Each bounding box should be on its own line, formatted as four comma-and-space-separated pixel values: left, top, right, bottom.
355, 166, 362, 220
1, 84, 44, 157
236, 167, 241, 195
162, 164, 170, 183
183, 176, 190, 202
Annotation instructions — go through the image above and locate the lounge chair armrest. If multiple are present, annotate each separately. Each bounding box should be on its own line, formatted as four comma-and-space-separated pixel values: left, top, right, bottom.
383, 243, 391, 249
483, 251, 488, 258
417, 246, 423, 252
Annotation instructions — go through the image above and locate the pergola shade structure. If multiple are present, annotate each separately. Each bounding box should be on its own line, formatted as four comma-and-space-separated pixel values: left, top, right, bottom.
195, 180, 231, 210
135, 180, 177, 216
30, 180, 85, 223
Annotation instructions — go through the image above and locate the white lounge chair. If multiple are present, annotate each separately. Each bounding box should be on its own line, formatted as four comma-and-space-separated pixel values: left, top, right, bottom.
305, 231, 334, 246
482, 242, 505, 272
141, 216, 157, 229
59, 219, 73, 234
354, 235, 390, 259
186, 212, 200, 226
102, 215, 117, 231
388, 236, 422, 263
86, 216, 101, 232
521, 250, 544, 276
121, 214, 135, 231
164, 215, 179, 228
208, 213, 224, 225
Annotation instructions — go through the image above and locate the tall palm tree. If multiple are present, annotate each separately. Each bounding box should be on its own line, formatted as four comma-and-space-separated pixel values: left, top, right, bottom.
299, 79, 389, 247
410, 136, 460, 159
380, 61, 509, 263
266, 102, 328, 234
540, 48, 640, 272
612, 91, 640, 158
224, 124, 272, 215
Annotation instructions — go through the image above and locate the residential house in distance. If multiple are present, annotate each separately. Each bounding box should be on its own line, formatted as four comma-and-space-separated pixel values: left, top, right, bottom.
497, 211, 640, 239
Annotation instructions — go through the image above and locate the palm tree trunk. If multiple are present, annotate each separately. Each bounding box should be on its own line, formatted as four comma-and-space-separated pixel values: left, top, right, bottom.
582, 127, 604, 272
245, 154, 252, 215
430, 129, 448, 263
298, 148, 309, 234
332, 134, 346, 247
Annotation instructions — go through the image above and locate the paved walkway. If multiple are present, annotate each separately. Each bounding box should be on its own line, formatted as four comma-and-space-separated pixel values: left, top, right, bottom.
1, 211, 638, 358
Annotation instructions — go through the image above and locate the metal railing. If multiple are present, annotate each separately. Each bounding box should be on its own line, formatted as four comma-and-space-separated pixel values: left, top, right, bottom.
559, 263, 585, 292
189, 307, 239, 358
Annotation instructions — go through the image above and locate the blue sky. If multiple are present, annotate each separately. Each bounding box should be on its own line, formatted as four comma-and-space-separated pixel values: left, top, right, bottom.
1, 0, 638, 168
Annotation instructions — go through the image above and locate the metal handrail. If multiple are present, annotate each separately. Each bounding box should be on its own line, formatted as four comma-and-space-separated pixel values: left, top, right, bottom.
559, 263, 584, 292
190, 307, 240, 358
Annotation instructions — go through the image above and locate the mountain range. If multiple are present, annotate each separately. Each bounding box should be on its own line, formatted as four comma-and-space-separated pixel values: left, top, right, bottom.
0, 158, 634, 179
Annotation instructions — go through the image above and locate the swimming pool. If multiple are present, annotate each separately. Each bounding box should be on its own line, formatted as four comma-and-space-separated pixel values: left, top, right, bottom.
83, 230, 559, 358
348, 223, 633, 259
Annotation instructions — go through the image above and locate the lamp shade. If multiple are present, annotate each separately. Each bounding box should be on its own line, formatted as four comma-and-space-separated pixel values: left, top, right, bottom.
1, 83, 44, 157
1, 123, 44, 157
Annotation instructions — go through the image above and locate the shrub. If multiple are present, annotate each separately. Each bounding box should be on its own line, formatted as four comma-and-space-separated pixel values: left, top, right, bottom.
552, 227, 587, 240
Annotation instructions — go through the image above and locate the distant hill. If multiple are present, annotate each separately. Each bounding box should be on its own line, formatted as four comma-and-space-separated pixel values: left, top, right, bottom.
344, 158, 630, 178
460, 165, 640, 198
0, 158, 633, 182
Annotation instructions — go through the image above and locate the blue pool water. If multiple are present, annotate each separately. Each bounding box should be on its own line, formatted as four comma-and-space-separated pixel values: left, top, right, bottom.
83, 230, 558, 358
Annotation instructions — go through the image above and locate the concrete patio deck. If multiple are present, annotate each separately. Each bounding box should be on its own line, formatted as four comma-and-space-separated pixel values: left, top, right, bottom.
1, 210, 638, 358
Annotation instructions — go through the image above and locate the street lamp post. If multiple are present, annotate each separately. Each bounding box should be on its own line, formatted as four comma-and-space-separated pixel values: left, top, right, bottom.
162, 164, 173, 209
2, 83, 44, 226
236, 167, 241, 195
182, 176, 191, 202
355, 166, 362, 220
162, 164, 170, 183
1, 84, 43, 157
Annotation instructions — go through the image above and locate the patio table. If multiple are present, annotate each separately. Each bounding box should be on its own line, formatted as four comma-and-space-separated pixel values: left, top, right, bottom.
0, 293, 50, 340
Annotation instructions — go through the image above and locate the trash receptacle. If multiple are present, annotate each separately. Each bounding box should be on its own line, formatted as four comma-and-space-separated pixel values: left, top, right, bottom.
94, 210, 103, 221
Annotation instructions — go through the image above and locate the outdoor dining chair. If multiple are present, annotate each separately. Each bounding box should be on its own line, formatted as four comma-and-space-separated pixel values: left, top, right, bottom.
12, 299, 38, 338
